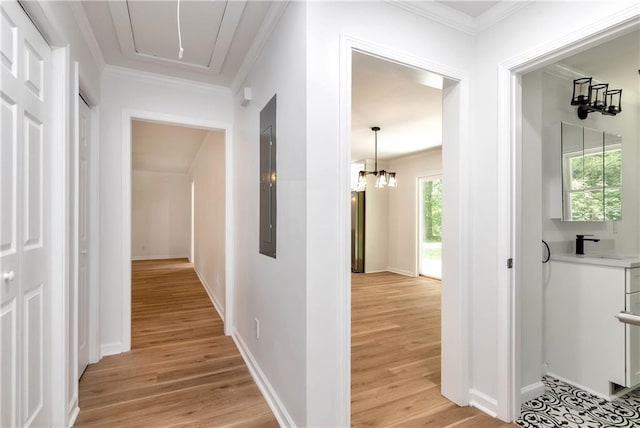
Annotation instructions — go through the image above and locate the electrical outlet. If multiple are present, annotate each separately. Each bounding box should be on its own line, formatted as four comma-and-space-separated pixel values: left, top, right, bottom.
255, 318, 260, 340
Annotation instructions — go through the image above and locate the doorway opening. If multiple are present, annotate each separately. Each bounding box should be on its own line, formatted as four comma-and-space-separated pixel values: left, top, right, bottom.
514, 27, 640, 426
347, 47, 482, 425
119, 110, 234, 352
419, 175, 443, 279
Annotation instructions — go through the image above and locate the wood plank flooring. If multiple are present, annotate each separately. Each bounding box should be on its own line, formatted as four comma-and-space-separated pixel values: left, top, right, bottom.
351, 272, 515, 427
75, 258, 277, 427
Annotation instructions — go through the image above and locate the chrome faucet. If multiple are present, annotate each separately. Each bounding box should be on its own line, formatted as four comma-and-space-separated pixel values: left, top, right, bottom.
576, 234, 600, 255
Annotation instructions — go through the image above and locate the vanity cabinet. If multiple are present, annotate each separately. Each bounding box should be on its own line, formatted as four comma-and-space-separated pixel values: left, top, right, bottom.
545, 258, 640, 398
626, 268, 640, 387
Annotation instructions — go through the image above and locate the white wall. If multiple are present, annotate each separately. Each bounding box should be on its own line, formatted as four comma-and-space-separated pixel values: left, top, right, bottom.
131, 171, 190, 260
473, 0, 638, 413
190, 131, 226, 315
232, 3, 307, 425
306, 2, 473, 426
388, 148, 443, 277
99, 67, 232, 352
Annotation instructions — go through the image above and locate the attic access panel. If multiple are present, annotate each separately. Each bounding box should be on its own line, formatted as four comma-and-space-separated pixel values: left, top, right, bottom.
259, 95, 277, 258
126, 1, 224, 67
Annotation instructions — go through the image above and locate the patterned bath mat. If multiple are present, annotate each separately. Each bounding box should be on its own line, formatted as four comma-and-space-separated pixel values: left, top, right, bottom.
517, 376, 640, 427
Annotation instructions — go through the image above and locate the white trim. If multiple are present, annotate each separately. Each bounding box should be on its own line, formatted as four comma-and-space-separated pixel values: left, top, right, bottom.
69, 58, 80, 416
122, 109, 234, 351
520, 381, 545, 404
67, 404, 80, 428
89, 105, 100, 364
103, 65, 231, 95
50, 46, 71, 427
99, 342, 123, 357
469, 389, 499, 418
193, 265, 225, 323
546, 373, 610, 401
67, 1, 105, 71
339, 35, 471, 426
497, 4, 640, 422
232, 329, 295, 427
388, 1, 475, 35
387, 1, 533, 36
231, 1, 289, 93
362, 269, 387, 274
131, 254, 190, 261
386, 267, 417, 277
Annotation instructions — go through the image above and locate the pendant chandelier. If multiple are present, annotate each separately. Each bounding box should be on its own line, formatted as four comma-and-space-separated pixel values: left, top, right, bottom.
356, 127, 397, 191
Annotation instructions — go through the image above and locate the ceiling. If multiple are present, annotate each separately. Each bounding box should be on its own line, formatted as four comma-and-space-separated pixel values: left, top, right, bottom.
351, 52, 443, 161
82, 0, 272, 86
132, 120, 217, 173
436, 1, 500, 18
556, 30, 640, 106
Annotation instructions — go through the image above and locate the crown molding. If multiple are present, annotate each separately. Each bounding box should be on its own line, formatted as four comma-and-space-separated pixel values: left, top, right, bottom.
388, 1, 476, 35
67, 1, 106, 71
475, 1, 533, 32
387, 0, 534, 35
103, 65, 232, 95
231, 1, 290, 94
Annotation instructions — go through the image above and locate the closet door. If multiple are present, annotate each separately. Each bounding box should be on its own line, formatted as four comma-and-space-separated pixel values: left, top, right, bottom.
1, 1, 51, 426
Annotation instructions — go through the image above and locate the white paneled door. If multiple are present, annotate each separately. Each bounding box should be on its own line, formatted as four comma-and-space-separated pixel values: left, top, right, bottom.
1, 2, 51, 426
77, 97, 91, 379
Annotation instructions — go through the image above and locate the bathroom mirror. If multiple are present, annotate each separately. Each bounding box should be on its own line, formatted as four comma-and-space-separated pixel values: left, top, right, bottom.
561, 122, 622, 221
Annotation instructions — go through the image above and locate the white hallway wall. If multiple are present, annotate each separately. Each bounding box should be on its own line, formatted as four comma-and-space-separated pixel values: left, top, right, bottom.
190, 131, 226, 315
98, 67, 232, 352
131, 170, 191, 260
388, 148, 443, 277
305, 2, 473, 425
232, 2, 307, 425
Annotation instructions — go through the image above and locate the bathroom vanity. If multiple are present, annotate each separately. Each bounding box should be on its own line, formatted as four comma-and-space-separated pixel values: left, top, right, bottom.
545, 254, 640, 398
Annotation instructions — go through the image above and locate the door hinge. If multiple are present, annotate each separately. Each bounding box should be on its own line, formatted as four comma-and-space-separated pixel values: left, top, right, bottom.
507, 258, 513, 269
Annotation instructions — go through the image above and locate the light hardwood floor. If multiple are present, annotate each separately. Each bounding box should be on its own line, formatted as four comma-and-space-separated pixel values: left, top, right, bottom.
351, 272, 515, 427
75, 258, 278, 427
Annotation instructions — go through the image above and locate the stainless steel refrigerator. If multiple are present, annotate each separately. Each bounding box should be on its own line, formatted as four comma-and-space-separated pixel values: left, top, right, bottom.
351, 191, 365, 273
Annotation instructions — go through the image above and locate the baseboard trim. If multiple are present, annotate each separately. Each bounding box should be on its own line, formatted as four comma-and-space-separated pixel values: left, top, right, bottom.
131, 254, 189, 261
387, 267, 417, 277
100, 342, 123, 357
193, 265, 225, 323
546, 372, 609, 400
68, 404, 80, 427
469, 389, 498, 417
521, 381, 545, 403
232, 329, 295, 427
364, 269, 387, 274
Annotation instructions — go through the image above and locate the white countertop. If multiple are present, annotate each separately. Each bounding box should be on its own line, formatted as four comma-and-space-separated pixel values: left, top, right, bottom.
551, 253, 640, 268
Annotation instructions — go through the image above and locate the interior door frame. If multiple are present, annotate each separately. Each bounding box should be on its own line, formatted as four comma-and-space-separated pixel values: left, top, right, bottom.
499, 8, 640, 420
339, 35, 471, 424
121, 110, 235, 351
417, 173, 443, 279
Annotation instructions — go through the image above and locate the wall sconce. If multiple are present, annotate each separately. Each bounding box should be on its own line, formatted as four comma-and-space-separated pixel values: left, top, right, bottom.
571, 77, 622, 120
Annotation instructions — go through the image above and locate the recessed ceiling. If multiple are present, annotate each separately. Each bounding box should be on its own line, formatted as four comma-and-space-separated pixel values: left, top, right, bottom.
132, 120, 219, 173
436, 1, 500, 18
82, 0, 272, 86
351, 52, 443, 161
